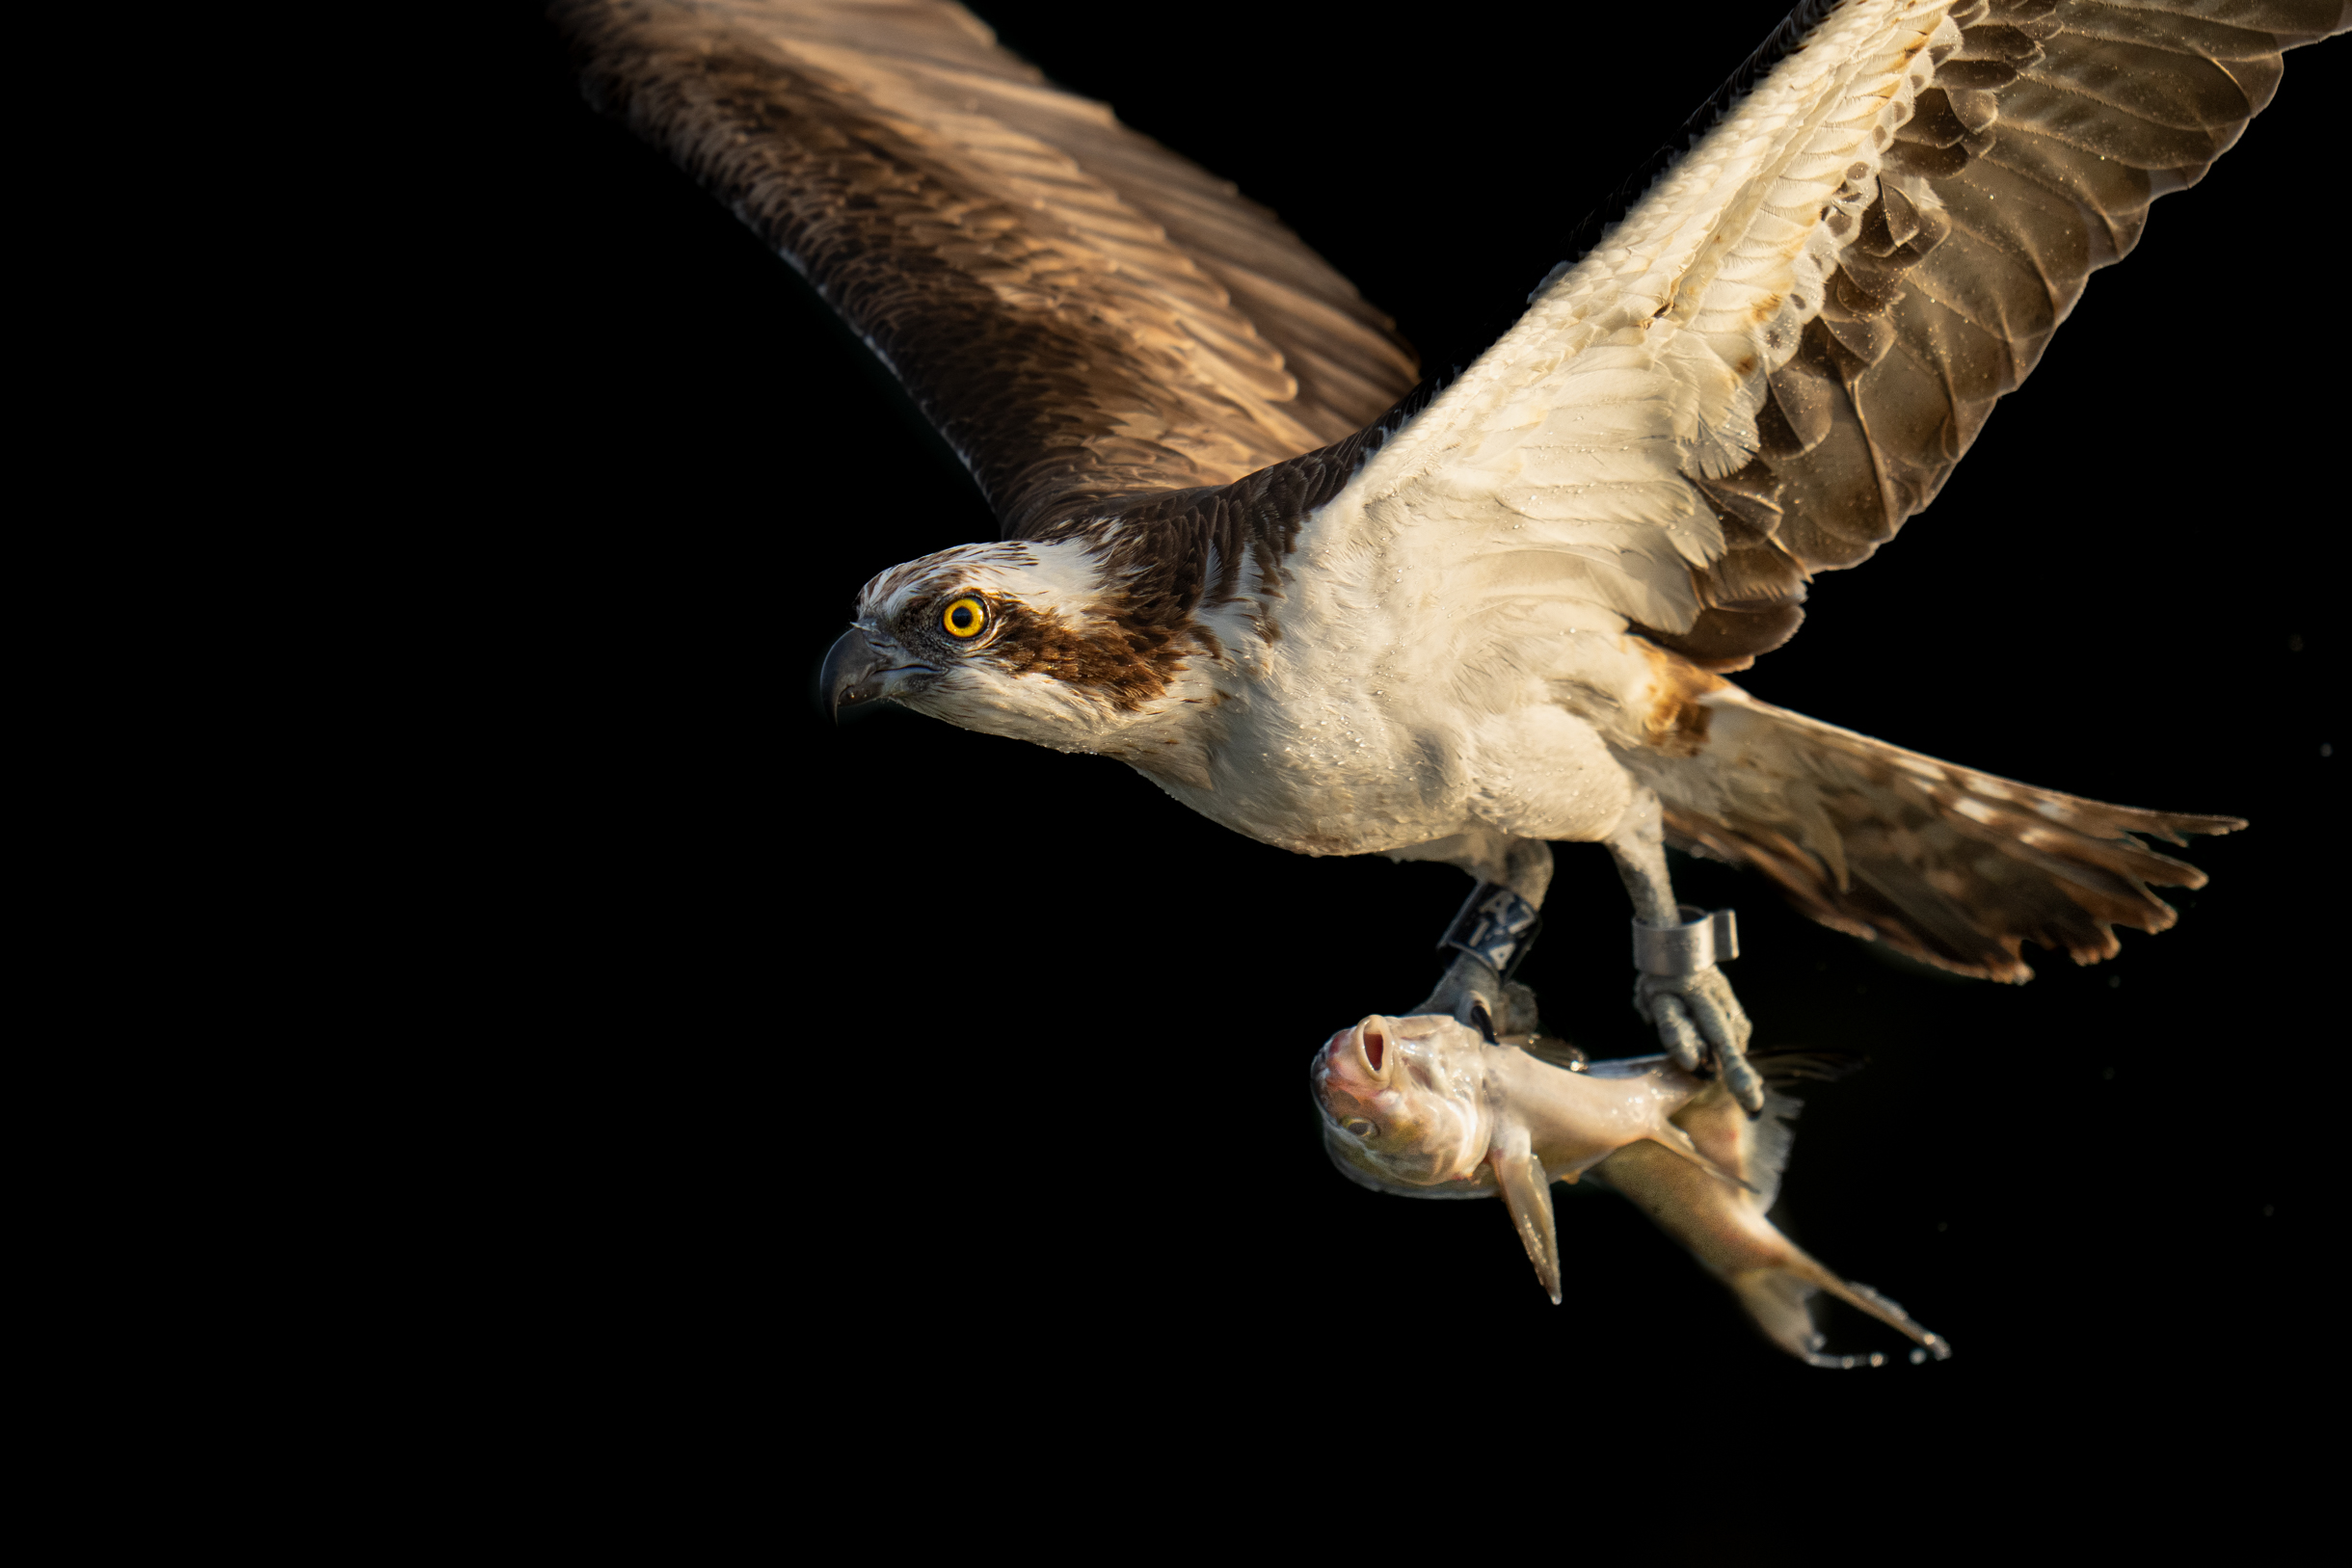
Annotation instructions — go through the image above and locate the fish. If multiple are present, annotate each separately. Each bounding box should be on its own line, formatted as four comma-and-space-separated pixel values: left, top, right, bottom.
1311, 1013, 1949, 1369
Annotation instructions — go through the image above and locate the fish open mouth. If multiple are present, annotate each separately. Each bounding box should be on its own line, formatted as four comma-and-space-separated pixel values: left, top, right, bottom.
1361, 1018, 1387, 1073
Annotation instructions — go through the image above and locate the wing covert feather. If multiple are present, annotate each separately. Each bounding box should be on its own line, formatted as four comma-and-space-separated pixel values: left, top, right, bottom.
553, 0, 1418, 534
1331, 0, 2342, 670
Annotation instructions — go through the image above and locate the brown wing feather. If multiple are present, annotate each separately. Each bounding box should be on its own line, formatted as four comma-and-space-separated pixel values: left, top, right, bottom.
552, 0, 1418, 534
1648, 0, 2344, 670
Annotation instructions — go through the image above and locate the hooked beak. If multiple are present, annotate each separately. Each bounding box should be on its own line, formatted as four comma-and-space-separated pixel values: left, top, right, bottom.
820, 625, 896, 721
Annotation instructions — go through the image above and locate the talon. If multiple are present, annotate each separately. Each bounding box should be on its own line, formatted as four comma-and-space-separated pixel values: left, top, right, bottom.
1416, 949, 1552, 1042
1654, 994, 1706, 1072
1718, 1045, 1767, 1117
1633, 957, 1759, 1107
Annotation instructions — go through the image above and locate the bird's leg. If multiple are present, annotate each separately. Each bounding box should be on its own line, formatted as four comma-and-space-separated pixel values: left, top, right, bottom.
1402, 834, 1553, 1038
1604, 788, 1762, 1114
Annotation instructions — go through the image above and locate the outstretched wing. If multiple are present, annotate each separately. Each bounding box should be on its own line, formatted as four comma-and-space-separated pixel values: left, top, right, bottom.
552, 0, 1419, 535
1335, 0, 2344, 669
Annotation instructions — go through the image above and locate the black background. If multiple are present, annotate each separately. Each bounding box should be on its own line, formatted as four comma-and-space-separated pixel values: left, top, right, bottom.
467, 3, 2339, 1474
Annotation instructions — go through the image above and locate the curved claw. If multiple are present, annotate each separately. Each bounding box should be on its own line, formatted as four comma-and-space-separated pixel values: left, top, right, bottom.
1716, 1046, 1767, 1119
1414, 954, 1546, 1038
1635, 966, 1763, 1116
1649, 993, 1707, 1072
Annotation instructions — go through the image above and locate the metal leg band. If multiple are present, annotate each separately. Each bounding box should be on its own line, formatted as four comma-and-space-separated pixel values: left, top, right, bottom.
1440, 883, 1542, 980
1633, 906, 1739, 976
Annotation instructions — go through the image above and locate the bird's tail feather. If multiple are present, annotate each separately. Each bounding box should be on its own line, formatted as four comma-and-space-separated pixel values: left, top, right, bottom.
1648, 691, 2241, 981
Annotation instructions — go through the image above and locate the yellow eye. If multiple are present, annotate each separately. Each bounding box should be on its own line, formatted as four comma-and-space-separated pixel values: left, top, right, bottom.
941, 596, 986, 638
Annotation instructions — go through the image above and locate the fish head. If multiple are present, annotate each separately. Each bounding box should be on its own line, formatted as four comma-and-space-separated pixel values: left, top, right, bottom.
1310, 1013, 1493, 1186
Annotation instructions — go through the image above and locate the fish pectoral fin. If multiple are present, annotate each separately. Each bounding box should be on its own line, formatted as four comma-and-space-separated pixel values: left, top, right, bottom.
1492, 1147, 1561, 1305
1649, 1123, 1759, 1196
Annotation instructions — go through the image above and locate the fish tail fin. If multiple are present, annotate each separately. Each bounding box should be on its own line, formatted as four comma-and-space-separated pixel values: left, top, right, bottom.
1729, 1249, 1952, 1369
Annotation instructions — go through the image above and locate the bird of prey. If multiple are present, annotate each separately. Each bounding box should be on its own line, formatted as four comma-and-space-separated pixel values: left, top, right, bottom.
556, 0, 2339, 1119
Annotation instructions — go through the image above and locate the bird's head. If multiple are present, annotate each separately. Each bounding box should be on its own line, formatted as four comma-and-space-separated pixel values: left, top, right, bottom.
820, 538, 1184, 747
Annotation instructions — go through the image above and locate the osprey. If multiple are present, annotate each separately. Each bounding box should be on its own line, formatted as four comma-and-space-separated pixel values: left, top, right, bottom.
558, 0, 2339, 1113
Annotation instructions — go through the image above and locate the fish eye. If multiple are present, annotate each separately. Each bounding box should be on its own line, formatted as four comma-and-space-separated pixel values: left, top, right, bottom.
1341, 1117, 1376, 1140
940, 596, 986, 639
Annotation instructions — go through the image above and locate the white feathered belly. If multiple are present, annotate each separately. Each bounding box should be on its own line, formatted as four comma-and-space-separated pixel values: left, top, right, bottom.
1145, 631, 1639, 857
